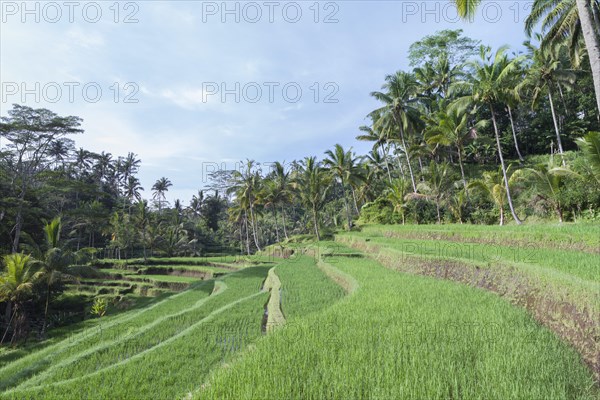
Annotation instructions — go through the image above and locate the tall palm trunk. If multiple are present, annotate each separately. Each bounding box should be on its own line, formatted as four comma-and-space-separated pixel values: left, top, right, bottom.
576, 0, 600, 114
244, 211, 251, 255
393, 112, 417, 192
548, 90, 566, 166
248, 204, 261, 252
457, 145, 468, 191
393, 143, 406, 180
273, 208, 280, 243
382, 144, 393, 183
507, 105, 524, 162
490, 105, 522, 225
342, 184, 352, 230
280, 205, 289, 240
312, 206, 320, 241
351, 186, 360, 214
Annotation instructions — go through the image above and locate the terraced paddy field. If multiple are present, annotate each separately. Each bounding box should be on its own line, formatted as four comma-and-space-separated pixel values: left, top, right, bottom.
1, 224, 598, 399
66, 256, 253, 301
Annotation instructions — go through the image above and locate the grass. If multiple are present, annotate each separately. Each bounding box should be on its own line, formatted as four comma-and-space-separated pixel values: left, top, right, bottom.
0, 256, 346, 399
2, 228, 598, 399
197, 244, 598, 399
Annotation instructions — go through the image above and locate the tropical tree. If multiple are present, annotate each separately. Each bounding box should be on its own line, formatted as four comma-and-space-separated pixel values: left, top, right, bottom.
575, 131, 600, 183
0, 253, 42, 344
456, 0, 600, 114
385, 178, 410, 224
356, 124, 393, 183
260, 163, 292, 242
452, 45, 524, 224
424, 104, 484, 189
228, 161, 263, 251
152, 177, 172, 212
520, 39, 577, 160
514, 161, 580, 222
370, 71, 422, 192
412, 161, 454, 223
468, 167, 520, 225
0, 105, 83, 252
294, 157, 331, 240
323, 144, 364, 230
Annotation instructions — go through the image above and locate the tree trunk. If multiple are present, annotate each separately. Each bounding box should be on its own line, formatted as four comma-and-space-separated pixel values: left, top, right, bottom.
556, 204, 564, 223
393, 143, 406, 181
11, 203, 23, 253
351, 186, 360, 214
548, 90, 566, 165
393, 112, 417, 192
280, 205, 289, 240
312, 206, 320, 241
342, 185, 352, 230
490, 105, 522, 225
507, 105, 524, 162
436, 200, 441, 224
1, 302, 13, 345
383, 144, 392, 183
248, 205, 261, 252
457, 145, 467, 191
499, 205, 504, 226
273, 208, 280, 243
244, 212, 250, 255
576, 0, 600, 114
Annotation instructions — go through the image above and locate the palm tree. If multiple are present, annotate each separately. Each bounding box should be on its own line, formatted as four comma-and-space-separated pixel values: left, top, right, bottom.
410, 161, 454, 224
323, 144, 364, 230
526, 0, 600, 68
468, 167, 520, 226
370, 71, 422, 192
294, 157, 331, 240
575, 131, 600, 183
503, 58, 527, 162
513, 161, 580, 222
455, 0, 600, 114
0, 253, 42, 344
124, 176, 144, 203
152, 177, 172, 212
134, 200, 151, 260
520, 39, 577, 161
451, 45, 523, 224
385, 178, 409, 225
424, 104, 485, 190
356, 124, 393, 183
227, 161, 263, 252
263, 162, 293, 241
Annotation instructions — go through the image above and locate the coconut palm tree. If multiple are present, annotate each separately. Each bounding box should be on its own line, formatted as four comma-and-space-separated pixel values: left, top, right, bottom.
385, 178, 410, 225
356, 124, 393, 183
410, 161, 455, 224
513, 160, 580, 222
294, 157, 331, 240
424, 104, 486, 190
575, 131, 600, 183
266, 161, 293, 240
324, 144, 364, 230
468, 166, 520, 226
152, 177, 172, 212
451, 45, 523, 224
227, 161, 263, 252
519, 39, 577, 161
0, 253, 43, 344
370, 71, 423, 192
455, 0, 600, 114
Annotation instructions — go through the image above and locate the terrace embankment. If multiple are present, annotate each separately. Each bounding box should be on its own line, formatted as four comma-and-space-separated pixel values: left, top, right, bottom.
337, 234, 600, 381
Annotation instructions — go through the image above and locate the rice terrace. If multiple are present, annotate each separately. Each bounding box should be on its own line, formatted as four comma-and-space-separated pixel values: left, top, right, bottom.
2, 0, 600, 399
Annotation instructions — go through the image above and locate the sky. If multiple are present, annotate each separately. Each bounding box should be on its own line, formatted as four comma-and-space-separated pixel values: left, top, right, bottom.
0, 0, 533, 203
